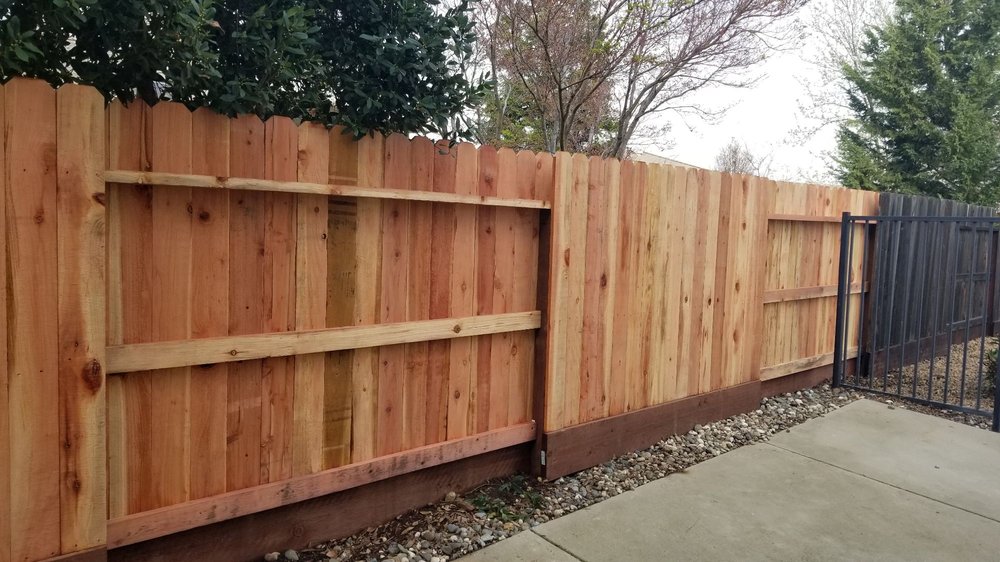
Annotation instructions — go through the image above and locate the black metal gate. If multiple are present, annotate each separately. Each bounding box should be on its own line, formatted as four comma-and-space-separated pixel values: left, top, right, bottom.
832, 212, 1000, 431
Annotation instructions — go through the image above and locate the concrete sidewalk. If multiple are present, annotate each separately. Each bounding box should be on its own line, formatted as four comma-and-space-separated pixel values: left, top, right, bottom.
464, 399, 1000, 562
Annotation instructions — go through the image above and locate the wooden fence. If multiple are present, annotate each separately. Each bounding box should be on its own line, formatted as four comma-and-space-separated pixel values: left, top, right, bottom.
0, 78, 880, 562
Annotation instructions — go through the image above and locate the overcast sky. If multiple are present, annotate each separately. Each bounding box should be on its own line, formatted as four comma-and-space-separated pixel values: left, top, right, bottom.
639, 0, 844, 184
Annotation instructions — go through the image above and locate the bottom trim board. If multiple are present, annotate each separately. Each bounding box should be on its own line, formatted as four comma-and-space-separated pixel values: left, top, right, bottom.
541, 381, 762, 479
44, 547, 108, 562
109, 444, 530, 562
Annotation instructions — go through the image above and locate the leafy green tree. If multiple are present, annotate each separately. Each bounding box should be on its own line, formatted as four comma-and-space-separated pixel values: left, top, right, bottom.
835, 0, 1000, 205
0, 0, 486, 139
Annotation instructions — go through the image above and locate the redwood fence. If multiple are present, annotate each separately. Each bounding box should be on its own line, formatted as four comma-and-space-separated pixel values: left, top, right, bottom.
0, 78, 878, 562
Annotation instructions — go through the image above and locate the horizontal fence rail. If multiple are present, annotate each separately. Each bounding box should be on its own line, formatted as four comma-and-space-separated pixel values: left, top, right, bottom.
103, 170, 552, 209
107, 312, 542, 373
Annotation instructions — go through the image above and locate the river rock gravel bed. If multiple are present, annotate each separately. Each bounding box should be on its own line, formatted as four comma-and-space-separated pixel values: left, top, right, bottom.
279, 384, 865, 562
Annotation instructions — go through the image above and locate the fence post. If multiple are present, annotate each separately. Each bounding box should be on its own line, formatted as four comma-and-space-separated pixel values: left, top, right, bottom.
532, 209, 552, 475
833, 211, 853, 387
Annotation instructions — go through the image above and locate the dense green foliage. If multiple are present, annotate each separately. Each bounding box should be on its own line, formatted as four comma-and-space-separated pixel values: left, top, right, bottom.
0, 0, 486, 139
835, 0, 1000, 205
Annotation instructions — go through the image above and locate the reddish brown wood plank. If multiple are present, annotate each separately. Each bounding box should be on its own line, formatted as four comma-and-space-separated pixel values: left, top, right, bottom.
293, 122, 330, 476
350, 132, 384, 462
260, 117, 298, 484
406, 137, 434, 446
608, 161, 635, 416
146, 101, 193, 510
189, 108, 231, 500
580, 157, 607, 422
510, 152, 542, 425
377, 134, 411, 456
56, 83, 108, 554
227, 115, 266, 491
448, 143, 479, 438
5, 78, 61, 561
106, 100, 151, 519
475, 146, 498, 432
0, 81, 9, 562
426, 142, 457, 444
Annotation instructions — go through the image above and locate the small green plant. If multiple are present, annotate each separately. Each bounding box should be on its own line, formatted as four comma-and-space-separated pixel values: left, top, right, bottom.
470, 493, 520, 522
469, 474, 544, 522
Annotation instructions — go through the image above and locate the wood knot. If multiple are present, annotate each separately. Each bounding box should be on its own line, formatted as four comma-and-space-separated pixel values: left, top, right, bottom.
92, 192, 107, 206
198, 210, 211, 222
33, 209, 45, 224
229, 349, 240, 356
600, 273, 608, 288
452, 324, 462, 334
82, 359, 102, 393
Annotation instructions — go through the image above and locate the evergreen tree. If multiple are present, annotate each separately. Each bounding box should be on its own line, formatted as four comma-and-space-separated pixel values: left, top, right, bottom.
835, 0, 1000, 205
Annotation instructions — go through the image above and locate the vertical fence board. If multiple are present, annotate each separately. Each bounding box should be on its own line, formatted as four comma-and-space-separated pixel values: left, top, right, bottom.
107, 100, 150, 517
350, 132, 384, 462
56, 83, 108, 554
608, 161, 635, 414
475, 146, 498, 432
324, 126, 358, 468
662, 167, 688, 400
377, 134, 411, 456
447, 143, 479, 438
227, 115, 266, 491
624, 163, 648, 410
581, 157, 607, 422
147, 102, 193, 509
406, 137, 434, 446
599, 159, 621, 417
260, 117, 298, 483
562, 154, 590, 427
427, 141, 457, 443
189, 108, 231, 500
511, 152, 543, 424
492, 149, 518, 429
6, 79, 61, 561
0, 81, 8, 562
646, 164, 667, 404
721, 175, 748, 387
293, 122, 329, 476
480, 148, 512, 431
